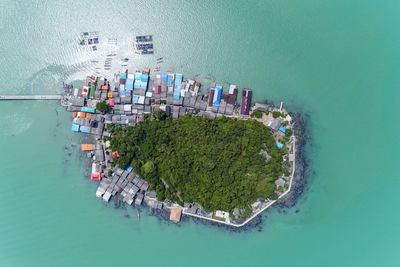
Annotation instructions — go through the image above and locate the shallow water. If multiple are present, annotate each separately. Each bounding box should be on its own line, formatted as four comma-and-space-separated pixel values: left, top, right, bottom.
1, 0, 399, 266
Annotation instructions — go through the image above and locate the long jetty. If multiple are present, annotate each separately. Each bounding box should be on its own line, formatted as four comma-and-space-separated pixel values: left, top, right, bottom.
0, 95, 62, 100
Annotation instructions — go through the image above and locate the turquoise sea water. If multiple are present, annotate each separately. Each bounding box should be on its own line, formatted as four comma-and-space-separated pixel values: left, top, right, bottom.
1, 1, 400, 266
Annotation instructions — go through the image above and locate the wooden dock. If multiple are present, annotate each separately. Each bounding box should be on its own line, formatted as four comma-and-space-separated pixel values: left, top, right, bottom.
0, 95, 63, 100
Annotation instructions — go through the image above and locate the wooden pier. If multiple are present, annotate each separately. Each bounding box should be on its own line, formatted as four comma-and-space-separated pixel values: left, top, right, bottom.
0, 95, 63, 100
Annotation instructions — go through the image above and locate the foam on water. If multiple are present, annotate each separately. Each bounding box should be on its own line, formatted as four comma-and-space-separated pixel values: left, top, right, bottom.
0, 113, 32, 136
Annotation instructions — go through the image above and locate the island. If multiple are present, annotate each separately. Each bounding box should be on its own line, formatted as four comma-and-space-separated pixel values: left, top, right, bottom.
62, 68, 298, 227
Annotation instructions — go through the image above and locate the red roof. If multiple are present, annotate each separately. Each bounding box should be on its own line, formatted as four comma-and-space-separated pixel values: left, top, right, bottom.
91, 173, 101, 181
221, 93, 229, 103
227, 88, 238, 105
112, 151, 120, 158
208, 89, 215, 106
109, 99, 115, 106
155, 85, 161, 94
240, 89, 252, 115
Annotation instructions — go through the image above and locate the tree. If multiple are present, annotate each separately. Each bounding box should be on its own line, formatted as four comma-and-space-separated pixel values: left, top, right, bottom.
108, 115, 286, 212
96, 100, 110, 113
153, 109, 166, 120
270, 192, 279, 200
265, 110, 270, 115
142, 161, 155, 174
251, 110, 262, 118
272, 111, 281, 118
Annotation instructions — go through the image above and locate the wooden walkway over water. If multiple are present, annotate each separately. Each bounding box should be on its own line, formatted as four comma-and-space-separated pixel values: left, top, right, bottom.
0, 95, 63, 100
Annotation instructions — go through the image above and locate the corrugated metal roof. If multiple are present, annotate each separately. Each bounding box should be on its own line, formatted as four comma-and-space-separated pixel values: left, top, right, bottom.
71, 124, 80, 132
212, 87, 222, 107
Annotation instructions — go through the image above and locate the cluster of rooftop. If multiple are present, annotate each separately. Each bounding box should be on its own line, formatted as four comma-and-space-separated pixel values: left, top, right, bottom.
62, 67, 296, 226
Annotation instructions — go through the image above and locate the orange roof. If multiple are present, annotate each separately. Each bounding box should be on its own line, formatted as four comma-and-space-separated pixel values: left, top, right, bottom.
107, 92, 113, 98
86, 113, 92, 119
81, 144, 93, 151
72, 112, 77, 118
101, 85, 109, 90
169, 208, 182, 222
79, 112, 86, 118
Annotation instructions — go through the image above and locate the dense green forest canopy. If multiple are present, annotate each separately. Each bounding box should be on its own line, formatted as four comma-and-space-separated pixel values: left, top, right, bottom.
106, 115, 285, 212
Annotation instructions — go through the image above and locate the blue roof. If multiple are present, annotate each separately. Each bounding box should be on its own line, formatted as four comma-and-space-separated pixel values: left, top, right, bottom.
140, 81, 148, 90
120, 73, 127, 79
175, 74, 182, 81
212, 87, 222, 107
161, 73, 167, 81
132, 95, 140, 104
174, 74, 182, 98
126, 166, 133, 173
119, 90, 126, 97
173, 77, 181, 100
81, 107, 95, 113
141, 74, 149, 82
167, 74, 174, 87
80, 126, 90, 133
125, 79, 134, 90
71, 124, 80, 132
276, 141, 284, 149
279, 126, 286, 133
135, 73, 142, 80
134, 80, 141, 89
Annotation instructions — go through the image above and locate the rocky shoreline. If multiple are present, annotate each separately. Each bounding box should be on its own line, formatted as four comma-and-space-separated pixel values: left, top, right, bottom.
276, 111, 310, 208
109, 108, 311, 232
